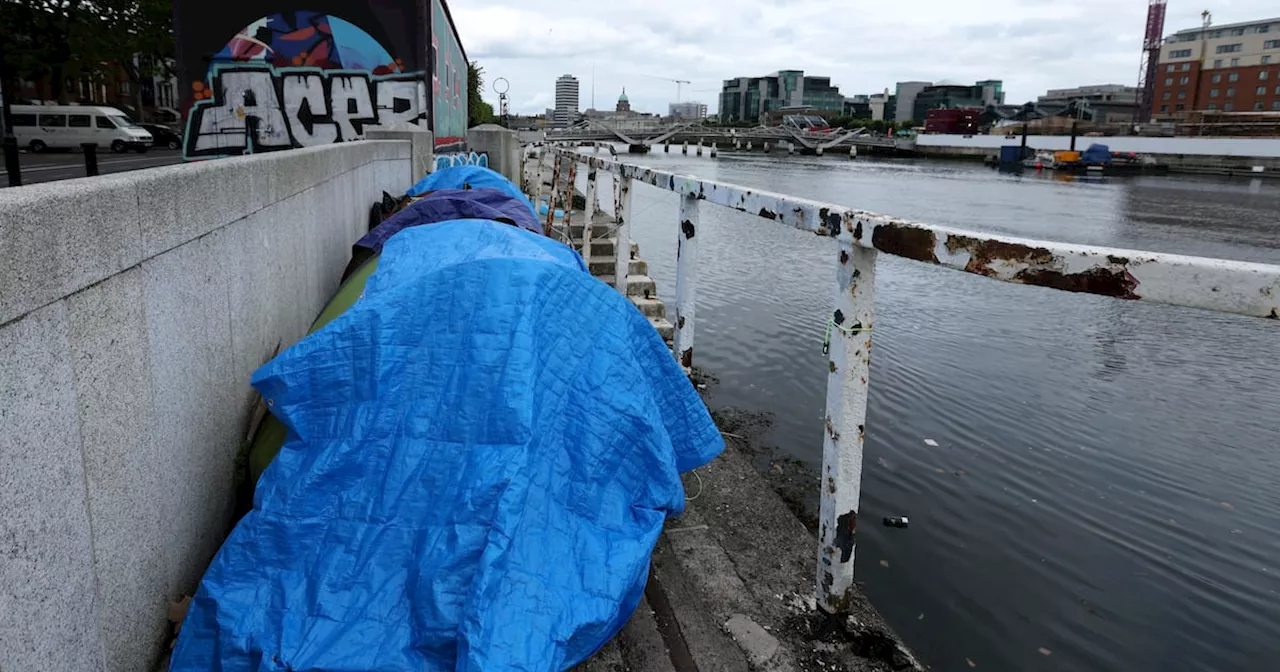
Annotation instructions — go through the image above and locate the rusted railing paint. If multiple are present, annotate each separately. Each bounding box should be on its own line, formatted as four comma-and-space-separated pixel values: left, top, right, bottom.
543, 145, 1280, 615
548, 149, 1280, 320
582, 167, 599, 257
561, 162, 578, 243
672, 191, 699, 370
544, 152, 561, 237
613, 173, 634, 295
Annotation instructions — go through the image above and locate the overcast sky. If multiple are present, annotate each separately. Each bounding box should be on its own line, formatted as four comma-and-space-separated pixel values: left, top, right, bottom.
450, 0, 1276, 116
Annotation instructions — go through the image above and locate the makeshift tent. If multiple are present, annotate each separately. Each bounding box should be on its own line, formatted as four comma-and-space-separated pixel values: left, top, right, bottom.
407, 165, 536, 217
172, 220, 722, 671
343, 188, 549, 280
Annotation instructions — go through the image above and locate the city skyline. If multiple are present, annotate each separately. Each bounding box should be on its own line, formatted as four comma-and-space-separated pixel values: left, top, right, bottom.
449, 0, 1278, 118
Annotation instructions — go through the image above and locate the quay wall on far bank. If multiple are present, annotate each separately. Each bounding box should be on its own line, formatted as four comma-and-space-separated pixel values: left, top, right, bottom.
0, 141, 412, 672
915, 133, 1280, 176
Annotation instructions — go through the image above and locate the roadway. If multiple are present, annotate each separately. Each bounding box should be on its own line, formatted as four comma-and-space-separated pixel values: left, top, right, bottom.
1, 148, 185, 186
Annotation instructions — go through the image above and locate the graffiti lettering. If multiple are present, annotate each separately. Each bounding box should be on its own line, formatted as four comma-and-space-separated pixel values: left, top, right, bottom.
185, 64, 427, 159
434, 152, 488, 172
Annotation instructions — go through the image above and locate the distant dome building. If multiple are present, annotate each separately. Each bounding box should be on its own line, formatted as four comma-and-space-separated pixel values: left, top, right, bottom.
616, 88, 631, 113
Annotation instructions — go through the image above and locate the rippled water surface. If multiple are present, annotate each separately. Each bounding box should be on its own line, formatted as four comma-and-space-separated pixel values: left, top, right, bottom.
588, 151, 1280, 672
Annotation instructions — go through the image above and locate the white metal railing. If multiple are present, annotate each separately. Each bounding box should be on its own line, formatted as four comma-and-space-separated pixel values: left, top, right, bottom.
526, 143, 1280, 615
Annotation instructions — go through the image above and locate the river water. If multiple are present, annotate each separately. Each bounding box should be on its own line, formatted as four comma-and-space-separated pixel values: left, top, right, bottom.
593, 150, 1280, 672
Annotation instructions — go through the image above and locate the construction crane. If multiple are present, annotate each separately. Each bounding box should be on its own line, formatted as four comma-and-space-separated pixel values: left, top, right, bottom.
1134, 0, 1168, 123
636, 74, 693, 102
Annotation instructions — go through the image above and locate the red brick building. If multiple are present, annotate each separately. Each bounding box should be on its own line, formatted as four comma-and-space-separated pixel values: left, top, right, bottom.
1150, 17, 1280, 119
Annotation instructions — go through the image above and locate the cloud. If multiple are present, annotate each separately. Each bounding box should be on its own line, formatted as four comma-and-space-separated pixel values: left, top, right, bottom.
450, 0, 1279, 115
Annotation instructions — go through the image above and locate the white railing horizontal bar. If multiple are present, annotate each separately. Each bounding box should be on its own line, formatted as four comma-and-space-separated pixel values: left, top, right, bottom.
552, 147, 1280, 321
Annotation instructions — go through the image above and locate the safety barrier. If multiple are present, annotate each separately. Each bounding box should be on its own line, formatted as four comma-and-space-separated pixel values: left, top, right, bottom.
530, 143, 1280, 615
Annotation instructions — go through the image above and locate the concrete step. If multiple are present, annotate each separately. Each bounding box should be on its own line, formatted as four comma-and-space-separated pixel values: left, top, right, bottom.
596, 274, 657, 299
650, 316, 674, 342
565, 224, 616, 239
590, 258, 647, 277
631, 296, 666, 320
566, 239, 638, 259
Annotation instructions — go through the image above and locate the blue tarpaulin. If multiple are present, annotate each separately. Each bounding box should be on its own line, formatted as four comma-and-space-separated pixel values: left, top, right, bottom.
407, 165, 536, 217
359, 190, 545, 257
170, 220, 722, 671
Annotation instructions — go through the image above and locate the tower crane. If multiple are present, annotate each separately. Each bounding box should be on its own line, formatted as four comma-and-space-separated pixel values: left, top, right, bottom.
635, 74, 693, 102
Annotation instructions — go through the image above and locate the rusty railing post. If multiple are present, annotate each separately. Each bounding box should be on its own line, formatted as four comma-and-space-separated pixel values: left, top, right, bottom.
612, 171, 633, 295
582, 163, 597, 257
544, 151, 561, 237
533, 146, 546, 211
561, 160, 577, 243
816, 228, 877, 613
672, 188, 699, 369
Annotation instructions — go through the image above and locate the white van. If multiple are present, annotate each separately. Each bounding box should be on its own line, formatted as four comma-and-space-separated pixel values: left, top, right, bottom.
8, 105, 154, 153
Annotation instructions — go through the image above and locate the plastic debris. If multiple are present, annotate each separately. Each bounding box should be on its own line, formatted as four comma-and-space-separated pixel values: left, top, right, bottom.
883, 516, 910, 529
923, 438, 939, 447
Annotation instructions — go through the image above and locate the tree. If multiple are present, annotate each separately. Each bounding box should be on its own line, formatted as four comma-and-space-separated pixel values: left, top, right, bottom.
94, 0, 175, 119
466, 61, 496, 127
0, 0, 173, 109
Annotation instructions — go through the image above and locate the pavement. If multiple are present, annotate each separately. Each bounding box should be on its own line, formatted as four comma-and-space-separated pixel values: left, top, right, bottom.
0, 148, 185, 186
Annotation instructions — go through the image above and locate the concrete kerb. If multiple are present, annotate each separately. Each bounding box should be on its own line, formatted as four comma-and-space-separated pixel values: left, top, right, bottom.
0, 141, 409, 328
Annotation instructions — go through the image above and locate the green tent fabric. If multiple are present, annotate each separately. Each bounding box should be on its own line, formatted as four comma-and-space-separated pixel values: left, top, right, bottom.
247, 256, 381, 485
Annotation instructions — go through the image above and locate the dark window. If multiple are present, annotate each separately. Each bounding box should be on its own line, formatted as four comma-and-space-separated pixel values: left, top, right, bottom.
1180, 76, 1190, 84
1160, 105, 1169, 112
1162, 91, 1171, 100
1263, 71, 1271, 81
1258, 86, 1268, 95
1224, 102, 1234, 111
68, 114, 90, 128
1228, 72, 1239, 82
96, 116, 114, 129
1164, 77, 1173, 85
1273, 101, 1280, 110
1182, 63, 1192, 71
1215, 43, 1242, 54
1176, 104, 1185, 111
1210, 88, 1220, 97
1207, 103, 1217, 110
1265, 39, 1280, 49
1212, 74, 1222, 83
1178, 90, 1187, 99
1169, 49, 1193, 59
1226, 87, 1235, 96
39, 114, 66, 127
10, 113, 36, 127
1255, 102, 1264, 110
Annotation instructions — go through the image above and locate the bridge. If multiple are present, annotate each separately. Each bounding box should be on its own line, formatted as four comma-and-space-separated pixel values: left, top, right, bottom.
546, 120, 916, 156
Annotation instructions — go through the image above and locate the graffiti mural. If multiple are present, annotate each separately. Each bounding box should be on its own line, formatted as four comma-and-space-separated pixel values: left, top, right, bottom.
175, 1, 469, 159
430, 0, 467, 151
183, 11, 425, 159
433, 152, 487, 172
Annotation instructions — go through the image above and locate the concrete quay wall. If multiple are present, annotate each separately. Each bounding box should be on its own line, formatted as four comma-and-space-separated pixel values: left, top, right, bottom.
0, 141, 411, 672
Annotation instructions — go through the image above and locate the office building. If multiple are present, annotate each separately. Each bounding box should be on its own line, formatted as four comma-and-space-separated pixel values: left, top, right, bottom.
718, 70, 846, 123
1037, 84, 1139, 124
893, 81, 931, 123
868, 89, 893, 121
668, 101, 708, 119
554, 74, 579, 126
1150, 16, 1280, 118
910, 80, 1005, 123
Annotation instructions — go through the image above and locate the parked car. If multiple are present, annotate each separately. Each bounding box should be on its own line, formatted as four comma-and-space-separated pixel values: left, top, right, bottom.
8, 105, 152, 153
139, 123, 183, 150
